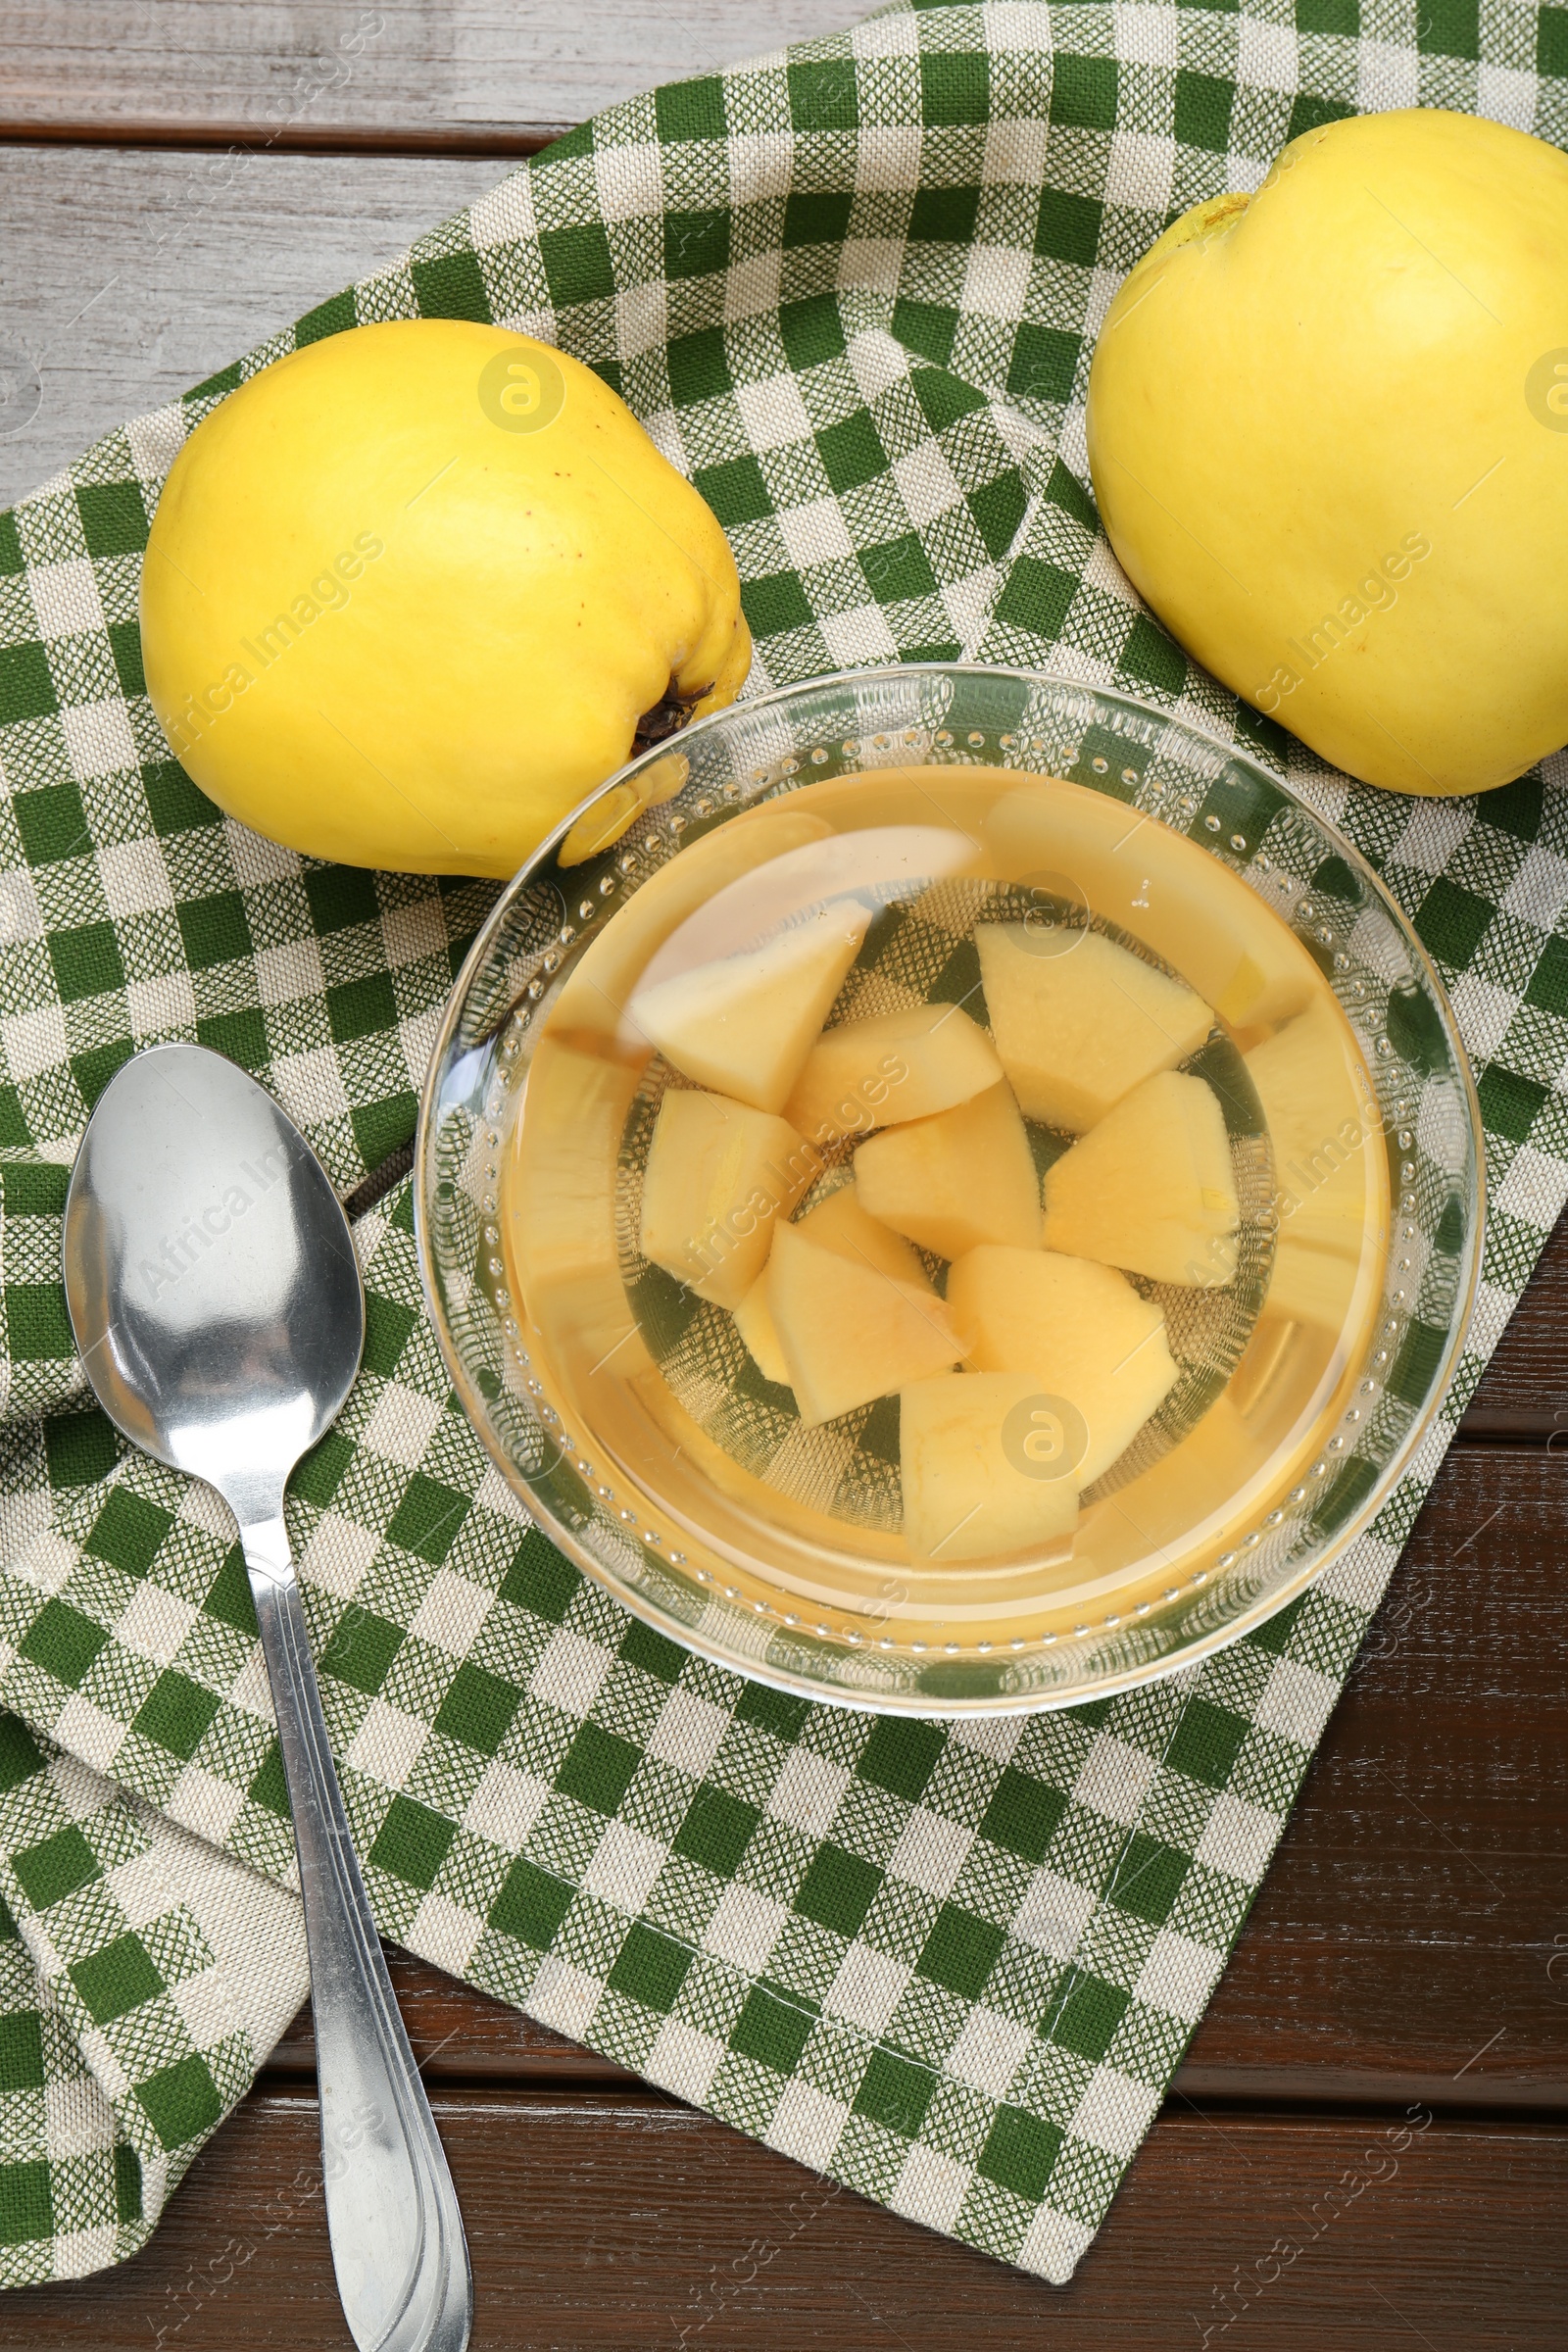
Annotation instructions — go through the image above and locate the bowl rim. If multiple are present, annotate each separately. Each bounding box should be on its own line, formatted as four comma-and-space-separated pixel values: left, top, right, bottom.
415, 662, 1486, 1716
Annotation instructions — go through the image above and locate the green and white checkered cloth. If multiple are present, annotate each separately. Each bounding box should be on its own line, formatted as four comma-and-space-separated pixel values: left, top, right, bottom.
0, 0, 1563, 2288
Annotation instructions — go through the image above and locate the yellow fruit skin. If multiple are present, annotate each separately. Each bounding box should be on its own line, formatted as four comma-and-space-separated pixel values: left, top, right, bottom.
1087, 110, 1568, 797
140, 320, 750, 875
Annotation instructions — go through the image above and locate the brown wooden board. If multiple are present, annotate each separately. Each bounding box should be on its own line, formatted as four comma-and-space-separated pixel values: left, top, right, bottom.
1181, 1445, 1568, 2105
1461, 1212, 1568, 1439
0, 2090, 1560, 2349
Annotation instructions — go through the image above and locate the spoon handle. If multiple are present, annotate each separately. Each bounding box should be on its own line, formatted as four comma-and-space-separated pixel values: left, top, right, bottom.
243, 1518, 473, 2352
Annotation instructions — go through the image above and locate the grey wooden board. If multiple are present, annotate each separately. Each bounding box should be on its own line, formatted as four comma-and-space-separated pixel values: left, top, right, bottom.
0, 0, 866, 142
0, 146, 505, 508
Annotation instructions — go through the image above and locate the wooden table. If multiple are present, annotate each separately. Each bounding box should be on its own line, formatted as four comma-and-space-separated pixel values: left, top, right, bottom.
2, 8, 1565, 2342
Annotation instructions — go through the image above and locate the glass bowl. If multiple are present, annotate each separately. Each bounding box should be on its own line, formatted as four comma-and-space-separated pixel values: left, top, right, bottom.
416, 667, 1482, 1715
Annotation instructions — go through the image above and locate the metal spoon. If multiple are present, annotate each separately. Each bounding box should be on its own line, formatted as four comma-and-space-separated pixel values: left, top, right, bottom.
62, 1043, 472, 2352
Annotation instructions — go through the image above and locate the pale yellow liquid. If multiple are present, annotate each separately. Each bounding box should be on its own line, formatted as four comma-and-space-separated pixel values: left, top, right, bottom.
503, 766, 1390, 1651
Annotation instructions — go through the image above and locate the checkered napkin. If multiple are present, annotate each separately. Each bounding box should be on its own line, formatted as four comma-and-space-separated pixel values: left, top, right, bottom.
0, 0, 1563, 2290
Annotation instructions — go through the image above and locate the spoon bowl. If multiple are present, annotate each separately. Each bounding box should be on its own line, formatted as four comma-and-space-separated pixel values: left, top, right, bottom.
64, 1043, 363, 1523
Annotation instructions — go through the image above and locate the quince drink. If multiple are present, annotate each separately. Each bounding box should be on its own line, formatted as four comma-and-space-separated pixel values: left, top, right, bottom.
502, 766, 1388, 1645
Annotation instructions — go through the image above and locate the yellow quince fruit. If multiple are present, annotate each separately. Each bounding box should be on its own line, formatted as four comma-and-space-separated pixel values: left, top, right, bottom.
140, 319, 751, 874
1087, 110, 1568, 797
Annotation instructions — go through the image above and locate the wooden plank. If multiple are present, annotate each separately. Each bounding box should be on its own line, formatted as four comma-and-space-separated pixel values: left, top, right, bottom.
1181, 1442, 1568, 2103
1461, 1209, 1568, 1440
0, 1, 862, 151
0, 2088, 1558, 2348
0, 145, 504, 510
266, 1948, 633, 2086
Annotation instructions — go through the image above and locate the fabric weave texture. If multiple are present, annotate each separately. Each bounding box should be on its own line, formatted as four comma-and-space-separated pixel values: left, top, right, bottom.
0, 0, 1563, 2287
